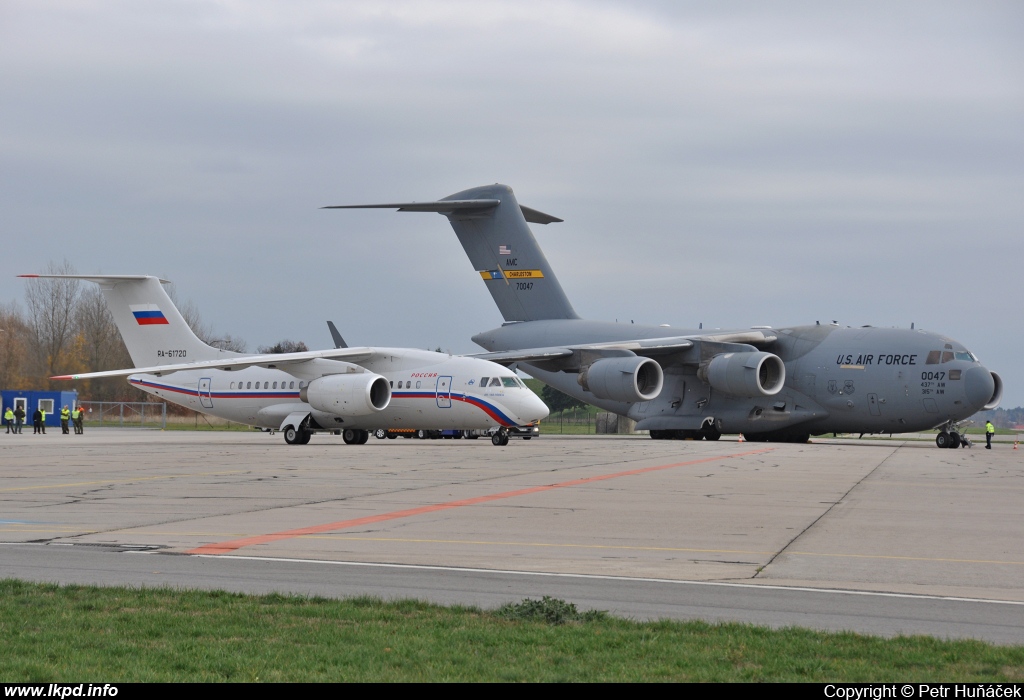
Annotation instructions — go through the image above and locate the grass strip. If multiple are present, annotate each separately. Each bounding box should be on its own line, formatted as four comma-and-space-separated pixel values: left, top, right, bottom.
2, 581, 1023, 682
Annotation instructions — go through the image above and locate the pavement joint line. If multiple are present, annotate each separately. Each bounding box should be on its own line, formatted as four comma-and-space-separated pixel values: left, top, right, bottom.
755, 443, 901, 578
194, 554, 1024, 607
0, 470, 250, 492
187, 448, 775, 555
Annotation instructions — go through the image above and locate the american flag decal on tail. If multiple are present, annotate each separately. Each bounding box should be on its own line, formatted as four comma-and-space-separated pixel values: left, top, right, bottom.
130, 304, 169, 325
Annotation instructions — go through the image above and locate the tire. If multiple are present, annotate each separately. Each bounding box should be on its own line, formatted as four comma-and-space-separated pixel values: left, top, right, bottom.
283, 426, 300, 445
491, 433, 504, 446
374, 428, 387, 440
948, 432, 961, 449
358, 430, 369, 444
416, 430, 427, 439
343, 429, 359, 444
936, 431, 950, 449
298, 429, 312, 445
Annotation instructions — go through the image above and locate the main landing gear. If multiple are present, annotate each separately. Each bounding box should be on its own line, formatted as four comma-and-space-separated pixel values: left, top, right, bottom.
283, 425, 311, 445
936, 421, 971, 449
342, 429, 370, 445
491, 429, 510, 446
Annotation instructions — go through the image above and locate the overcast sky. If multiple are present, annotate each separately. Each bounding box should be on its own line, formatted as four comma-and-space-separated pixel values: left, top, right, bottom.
2, 1, 1021, 406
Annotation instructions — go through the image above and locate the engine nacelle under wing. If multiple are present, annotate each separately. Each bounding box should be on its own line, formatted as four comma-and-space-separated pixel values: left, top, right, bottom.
700, 351, 785, 398
579, 356, 664, 403
301, 373, 391, 416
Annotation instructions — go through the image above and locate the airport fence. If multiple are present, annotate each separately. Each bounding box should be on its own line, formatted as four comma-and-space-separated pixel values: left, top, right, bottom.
546, 408, 597, 435
79, 401, 167, 429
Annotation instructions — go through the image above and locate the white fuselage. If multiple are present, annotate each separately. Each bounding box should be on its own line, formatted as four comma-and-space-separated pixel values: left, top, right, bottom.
128, 350, 547, 431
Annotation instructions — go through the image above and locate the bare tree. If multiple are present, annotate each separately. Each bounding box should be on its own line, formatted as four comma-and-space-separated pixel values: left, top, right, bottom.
24, 260, 82, 384
0, 301, 31, 390
257, 340, 309, 354
165, 282, 246, 352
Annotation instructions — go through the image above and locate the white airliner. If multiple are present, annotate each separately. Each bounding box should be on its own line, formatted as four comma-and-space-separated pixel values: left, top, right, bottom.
22, 275, 548, 445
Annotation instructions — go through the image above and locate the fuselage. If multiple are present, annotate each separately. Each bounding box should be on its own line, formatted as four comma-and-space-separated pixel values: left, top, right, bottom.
129, 349, 548, 432
473, 320, 1001, 436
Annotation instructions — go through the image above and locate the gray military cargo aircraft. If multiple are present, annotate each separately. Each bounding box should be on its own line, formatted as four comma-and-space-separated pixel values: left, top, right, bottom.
327, 184, 1003, 448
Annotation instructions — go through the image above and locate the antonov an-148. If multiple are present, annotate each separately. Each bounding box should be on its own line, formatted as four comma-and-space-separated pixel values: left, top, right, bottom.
22, 274, 548, 445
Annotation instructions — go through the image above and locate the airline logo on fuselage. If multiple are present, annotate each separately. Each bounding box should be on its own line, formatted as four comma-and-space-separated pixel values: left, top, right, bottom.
130, 304, 169, 325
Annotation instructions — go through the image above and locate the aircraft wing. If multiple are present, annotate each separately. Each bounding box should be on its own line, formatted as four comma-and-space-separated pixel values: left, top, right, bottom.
52, 347, 378, 380
471, 330, 776, 367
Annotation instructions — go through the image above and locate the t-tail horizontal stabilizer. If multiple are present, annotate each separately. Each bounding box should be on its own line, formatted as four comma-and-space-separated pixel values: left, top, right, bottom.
326, 184, 578, 323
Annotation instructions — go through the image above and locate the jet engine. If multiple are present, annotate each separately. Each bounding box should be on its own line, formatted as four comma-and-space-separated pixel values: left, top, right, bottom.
301, 373, 391, 416
579, 356, 664, 403
982, 371, 1003, 411
699, 351, 785, 398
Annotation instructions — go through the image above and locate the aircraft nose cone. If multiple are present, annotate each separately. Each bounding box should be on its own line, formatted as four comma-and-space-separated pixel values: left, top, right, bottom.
530, 393, 550, 422
963, 366, 996, 411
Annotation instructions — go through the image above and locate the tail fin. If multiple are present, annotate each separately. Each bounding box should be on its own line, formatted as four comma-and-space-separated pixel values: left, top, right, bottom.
329, 183, 579, 322
18, 275, 232, 367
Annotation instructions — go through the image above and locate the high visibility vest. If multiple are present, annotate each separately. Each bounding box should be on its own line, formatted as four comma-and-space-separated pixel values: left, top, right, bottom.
61, 409, 70, 420
4, 410, 12, 421
986, 423, 995, 434
40, 411, 46, 423
72, 410, 80, 420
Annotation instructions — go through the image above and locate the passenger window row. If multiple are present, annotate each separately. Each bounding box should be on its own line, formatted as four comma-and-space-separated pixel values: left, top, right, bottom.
228, 381, 305, 390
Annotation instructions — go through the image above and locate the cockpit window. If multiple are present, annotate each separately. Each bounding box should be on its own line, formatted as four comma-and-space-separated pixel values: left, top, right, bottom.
941, 351, 954, 363
954, 351, 974, 362
489, 378, 502, 387
480, 377, 489, 387
925, 351, 941, 365
501, 377, 519, 388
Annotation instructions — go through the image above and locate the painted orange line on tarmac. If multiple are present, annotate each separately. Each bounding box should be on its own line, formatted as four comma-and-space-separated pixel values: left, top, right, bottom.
189, 448, 773, 555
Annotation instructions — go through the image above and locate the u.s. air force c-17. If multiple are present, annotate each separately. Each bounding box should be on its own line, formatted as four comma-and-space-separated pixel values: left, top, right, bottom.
328, 183, 1002, 448
21, 274, 548, 446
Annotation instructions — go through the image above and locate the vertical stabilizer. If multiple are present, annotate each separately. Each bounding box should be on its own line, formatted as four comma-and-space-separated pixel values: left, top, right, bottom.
442, 184, 578, 322
329, 184, 579, 322
19, 275, 233, 367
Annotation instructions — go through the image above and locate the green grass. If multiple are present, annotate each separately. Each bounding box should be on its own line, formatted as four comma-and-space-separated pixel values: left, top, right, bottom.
2, 581, 1022, 682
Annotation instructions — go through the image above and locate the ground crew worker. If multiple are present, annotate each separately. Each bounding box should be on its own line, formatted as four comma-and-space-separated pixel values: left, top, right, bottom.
14, 406, 24, 434
72, 406, 83, 434
39, 408, 46, 434
61, 405, 71, 434
4, 407, 13, 434
986, 420, 995, 449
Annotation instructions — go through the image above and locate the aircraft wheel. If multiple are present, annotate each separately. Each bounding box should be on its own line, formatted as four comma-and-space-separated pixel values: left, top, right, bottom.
649, 430, 665, 440
935, 431, 950, 449
701, 425, 721, 441
948, 432, 962, 449
358, 430, 369, 444
374, 428, 387, 440
342, 429, 359, 445
283, 426, 301, 445
298, 429, 312, 445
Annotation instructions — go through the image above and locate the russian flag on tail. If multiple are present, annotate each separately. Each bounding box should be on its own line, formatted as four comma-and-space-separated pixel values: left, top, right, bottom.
130, 304, 169, 325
